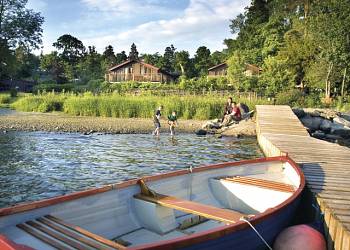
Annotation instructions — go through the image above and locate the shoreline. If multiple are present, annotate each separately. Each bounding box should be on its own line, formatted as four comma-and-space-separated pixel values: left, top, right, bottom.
0, 109, 204, 134
0, 108, 258, 136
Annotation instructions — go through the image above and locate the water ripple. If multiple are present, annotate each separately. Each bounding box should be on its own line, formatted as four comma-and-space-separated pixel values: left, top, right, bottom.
0, 131, 263, 208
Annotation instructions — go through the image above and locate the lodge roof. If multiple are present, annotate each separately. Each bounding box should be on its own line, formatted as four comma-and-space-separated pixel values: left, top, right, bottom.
208, 62, 228, 71
109, 59, 160, 72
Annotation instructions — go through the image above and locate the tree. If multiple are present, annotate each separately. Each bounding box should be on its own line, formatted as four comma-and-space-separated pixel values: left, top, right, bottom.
14, 46, 40, 79
162, 44, 176, 72
78, 46, 103, 82
116, 51, 127, 64
194, 46, 211, 76
211, 51, 226, 66
53, 34, 86, 65
101, 45, 117, 73
40, 51, 68, 83
174, 50, 195, 78
128, 43, 139, 60
102, 45, 116, 67
0, 0, 44, 79
141, 53, 162, 67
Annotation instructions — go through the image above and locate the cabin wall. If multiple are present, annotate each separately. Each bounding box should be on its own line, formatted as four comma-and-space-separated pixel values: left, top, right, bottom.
208, 66, 228, 77
107, 62, 169, 82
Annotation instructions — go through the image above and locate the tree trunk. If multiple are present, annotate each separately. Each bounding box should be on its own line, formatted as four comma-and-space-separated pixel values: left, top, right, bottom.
0, 0, 4, 35
325, 62, 333, 99
341, 67, 347, 97
179, 63, 185, 76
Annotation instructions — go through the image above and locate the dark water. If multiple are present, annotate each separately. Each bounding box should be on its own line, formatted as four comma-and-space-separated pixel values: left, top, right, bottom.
0, 132, 263, 208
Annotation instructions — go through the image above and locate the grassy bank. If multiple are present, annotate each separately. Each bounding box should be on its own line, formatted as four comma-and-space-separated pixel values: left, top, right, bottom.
11, 92, 269, 120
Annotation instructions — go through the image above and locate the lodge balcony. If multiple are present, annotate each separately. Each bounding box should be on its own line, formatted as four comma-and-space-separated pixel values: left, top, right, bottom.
107, 73, 163, 82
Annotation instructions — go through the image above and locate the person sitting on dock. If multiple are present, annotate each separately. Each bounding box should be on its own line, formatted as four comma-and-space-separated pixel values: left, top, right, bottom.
153, 105, 163, 136
167, 111, 178, 136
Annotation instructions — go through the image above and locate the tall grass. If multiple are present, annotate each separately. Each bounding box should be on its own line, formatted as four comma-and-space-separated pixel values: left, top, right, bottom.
11, 92, 67, 112
0, 93, 11, 104
11, 92, 270, 120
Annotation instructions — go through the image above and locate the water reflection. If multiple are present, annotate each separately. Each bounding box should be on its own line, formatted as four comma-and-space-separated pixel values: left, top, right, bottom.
0, 131, 263, 208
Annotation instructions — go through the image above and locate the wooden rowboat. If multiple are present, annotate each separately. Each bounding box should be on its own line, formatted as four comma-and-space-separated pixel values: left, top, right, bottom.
0, 156, 305, 250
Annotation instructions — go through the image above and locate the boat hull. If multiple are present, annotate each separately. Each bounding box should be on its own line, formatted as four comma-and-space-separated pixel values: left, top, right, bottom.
0, 156, 305, 250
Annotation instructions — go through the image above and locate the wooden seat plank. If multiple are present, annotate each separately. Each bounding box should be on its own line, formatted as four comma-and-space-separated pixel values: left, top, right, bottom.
37, 217, 112, 250
134, 193, 244, 224
222, 176, 295, 193
45, 215, 125, 249
26, 220, 88, 250
17, 223, 70, 250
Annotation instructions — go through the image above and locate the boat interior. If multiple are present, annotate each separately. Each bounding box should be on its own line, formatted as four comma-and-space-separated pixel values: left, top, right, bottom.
0, 160, 301, 249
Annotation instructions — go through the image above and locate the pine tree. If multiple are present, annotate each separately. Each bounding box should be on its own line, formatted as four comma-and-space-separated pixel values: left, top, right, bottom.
128, 43, 139, 60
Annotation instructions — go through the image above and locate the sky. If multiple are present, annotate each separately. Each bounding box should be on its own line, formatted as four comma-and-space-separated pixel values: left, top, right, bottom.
27, 0, 251, 56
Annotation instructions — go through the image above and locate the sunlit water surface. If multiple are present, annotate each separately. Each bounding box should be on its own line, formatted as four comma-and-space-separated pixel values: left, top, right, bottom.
0, 131, 263, 208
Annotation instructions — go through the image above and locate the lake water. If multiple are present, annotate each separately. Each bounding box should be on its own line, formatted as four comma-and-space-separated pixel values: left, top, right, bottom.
0, 131, 263, 208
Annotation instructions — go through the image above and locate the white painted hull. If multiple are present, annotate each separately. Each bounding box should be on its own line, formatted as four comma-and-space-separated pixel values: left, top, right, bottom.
0, 156, 304, 249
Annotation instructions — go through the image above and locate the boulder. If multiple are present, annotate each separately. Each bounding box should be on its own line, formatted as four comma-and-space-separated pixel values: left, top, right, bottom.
333, 116, 350, 128
303, 108, 339, 119
319, 119, 333, 133
293, 108, 306, 118
330, 123, 350, 138
300, 115, 323, 131
201, 121, 222, 130
340, 113, 350, 122
325, 134, 343, 141
195, 129, 207, 136
337, 139, 350, 147
303, 109, 321, 117
319, 109, 340, 120
311, 130, 326, 140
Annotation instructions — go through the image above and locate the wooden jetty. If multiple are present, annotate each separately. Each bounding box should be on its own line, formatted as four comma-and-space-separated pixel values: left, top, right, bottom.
256, 105, 350, 250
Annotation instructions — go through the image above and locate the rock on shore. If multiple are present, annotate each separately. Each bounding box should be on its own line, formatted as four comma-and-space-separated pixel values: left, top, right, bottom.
219, 119, 256, 137
197, 118, 256, 137
293, 108, 350, 146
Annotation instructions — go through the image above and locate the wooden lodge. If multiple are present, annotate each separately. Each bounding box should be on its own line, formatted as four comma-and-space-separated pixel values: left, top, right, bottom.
208, 63, 228, 77
106, 60, 177, 83
208, 63, 262, 77
245, 63, 262, 76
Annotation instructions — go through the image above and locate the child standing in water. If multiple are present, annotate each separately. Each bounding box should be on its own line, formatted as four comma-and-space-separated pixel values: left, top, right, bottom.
167, 111, 178, 136
153, 105, 163, 136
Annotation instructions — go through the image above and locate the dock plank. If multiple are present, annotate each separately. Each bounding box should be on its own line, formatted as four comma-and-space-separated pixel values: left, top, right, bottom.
256, 105, 350, 250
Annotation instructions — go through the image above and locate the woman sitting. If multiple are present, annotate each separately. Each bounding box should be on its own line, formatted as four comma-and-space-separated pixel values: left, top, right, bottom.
222, 102, 241, 126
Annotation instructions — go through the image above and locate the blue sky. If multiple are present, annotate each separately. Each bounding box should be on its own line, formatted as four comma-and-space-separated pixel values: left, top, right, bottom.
27, 0, 251, 55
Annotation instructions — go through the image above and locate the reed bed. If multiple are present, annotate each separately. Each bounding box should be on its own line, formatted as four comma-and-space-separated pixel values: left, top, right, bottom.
0, 93, 11, 104
11, 92, 269, 120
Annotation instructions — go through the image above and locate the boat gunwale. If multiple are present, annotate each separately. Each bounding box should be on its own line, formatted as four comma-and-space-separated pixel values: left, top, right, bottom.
0, 156, 305, 249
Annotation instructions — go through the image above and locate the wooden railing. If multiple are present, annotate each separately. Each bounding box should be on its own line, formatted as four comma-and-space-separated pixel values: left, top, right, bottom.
109, 73, 162, 82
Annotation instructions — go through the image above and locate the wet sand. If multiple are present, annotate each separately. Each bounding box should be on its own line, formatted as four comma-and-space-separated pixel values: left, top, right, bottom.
0, 109, 203, 134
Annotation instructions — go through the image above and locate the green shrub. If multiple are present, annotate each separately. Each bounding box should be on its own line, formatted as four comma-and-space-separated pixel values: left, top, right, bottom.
275, 89, 303, 106
10, 88, 18, 98
0, 94, 11, 104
